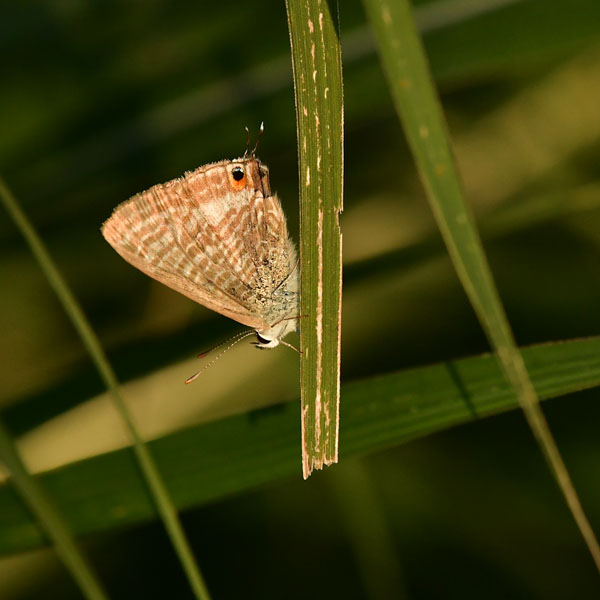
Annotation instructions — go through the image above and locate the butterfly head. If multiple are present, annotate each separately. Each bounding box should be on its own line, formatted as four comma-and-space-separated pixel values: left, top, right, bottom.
254, 332, 280, 349
254, 315, 298, 349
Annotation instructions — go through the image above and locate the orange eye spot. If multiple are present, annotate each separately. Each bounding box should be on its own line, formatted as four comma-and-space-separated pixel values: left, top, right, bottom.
231, 166, 246, 190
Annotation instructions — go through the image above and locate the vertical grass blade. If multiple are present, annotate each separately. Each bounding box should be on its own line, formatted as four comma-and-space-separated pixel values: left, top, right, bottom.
361, 0, 600, 569
328, 460, 408, 599
285, 0, 344, 479
0, 420, 109, 600
0, 176, 212, 599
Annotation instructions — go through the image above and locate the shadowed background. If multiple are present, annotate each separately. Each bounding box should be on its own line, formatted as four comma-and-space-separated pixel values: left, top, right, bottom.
1, 0, 600, 598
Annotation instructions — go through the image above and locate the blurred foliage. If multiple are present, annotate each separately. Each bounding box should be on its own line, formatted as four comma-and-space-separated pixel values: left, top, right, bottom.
1, 0, 600, 598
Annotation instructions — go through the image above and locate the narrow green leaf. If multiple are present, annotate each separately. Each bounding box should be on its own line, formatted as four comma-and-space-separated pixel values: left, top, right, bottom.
361, 0, 600, 569
0, 176, 212, 599
0, 420, 108, 599
327, 460, 408, 599
285, 0, 344, 478
346, 182, 600, 288
1, 336, 600, 555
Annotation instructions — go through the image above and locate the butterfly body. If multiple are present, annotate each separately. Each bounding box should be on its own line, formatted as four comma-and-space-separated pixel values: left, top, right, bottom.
102, 156, 299, 347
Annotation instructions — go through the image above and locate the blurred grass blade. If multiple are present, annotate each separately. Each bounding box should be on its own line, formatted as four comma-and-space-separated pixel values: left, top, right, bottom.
346, 182, 600, 288
0, 176, 212, 600
286, 0, 344, 478
328, 460, 408, 600
0, 420, 108, 600
2, 336, 600, 555
361, 0, 600, 569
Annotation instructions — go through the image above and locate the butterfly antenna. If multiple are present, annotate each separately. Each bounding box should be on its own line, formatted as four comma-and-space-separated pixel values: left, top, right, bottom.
185, 330, 255, 384
194, 330, 248, 359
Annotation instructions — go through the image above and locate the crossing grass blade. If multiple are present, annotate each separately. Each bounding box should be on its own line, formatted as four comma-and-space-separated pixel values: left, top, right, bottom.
360, 0, 600, 570
0, 419, 108, 600
0, 176, 212, 600
1, 335, 600, 555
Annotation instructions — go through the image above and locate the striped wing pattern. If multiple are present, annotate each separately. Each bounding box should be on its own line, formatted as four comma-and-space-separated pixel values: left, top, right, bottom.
102, 157, 296, 331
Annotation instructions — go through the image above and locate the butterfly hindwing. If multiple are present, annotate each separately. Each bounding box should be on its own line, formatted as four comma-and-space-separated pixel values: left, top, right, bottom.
102, 157, 295, 331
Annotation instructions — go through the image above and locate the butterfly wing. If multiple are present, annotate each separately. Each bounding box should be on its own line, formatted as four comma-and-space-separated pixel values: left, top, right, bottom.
178, 157, 291, 295
102, 157, 294, 331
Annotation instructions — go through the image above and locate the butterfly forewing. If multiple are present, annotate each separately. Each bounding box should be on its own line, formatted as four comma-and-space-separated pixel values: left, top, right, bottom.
102, 157, 297, 332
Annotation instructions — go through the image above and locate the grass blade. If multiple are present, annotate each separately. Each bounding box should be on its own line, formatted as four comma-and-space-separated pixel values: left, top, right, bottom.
328, 459, 408, 599
0, 176, 212, 599
361, 0, 600, 569
285, 0, 344, 478
1, 335, 600, 554
0, 420, 108, 599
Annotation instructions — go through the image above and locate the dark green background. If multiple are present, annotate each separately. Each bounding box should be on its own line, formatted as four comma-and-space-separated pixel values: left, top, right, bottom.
1, 0, 600, 597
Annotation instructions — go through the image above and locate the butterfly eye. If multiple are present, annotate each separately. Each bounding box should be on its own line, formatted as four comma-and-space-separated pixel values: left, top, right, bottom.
231, 167, 245, 182
256, 332, 271, 345
259, 166, 268, 179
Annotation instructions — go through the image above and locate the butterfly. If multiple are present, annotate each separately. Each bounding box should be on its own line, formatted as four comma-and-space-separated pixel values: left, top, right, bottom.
101, 152, 300, 377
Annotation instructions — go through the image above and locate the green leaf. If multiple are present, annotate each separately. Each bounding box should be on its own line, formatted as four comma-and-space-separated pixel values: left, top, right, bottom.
285, 0, 344, 478
361, 0, 600, 568
0, 175, 210, 598
0, 420, 108, 600
2, 336, 600, 556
